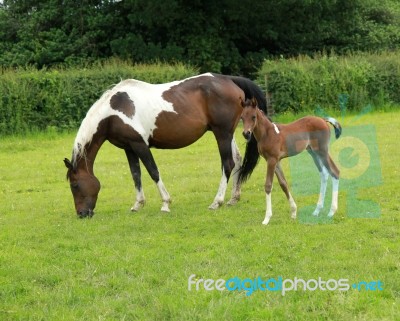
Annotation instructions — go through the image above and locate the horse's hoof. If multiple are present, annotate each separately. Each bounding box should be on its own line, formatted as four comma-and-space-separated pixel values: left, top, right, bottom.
226, 197, 239, 206
208, 200, 222, 209
131, 200, 145, 212
161, 201, 171, 212
208, 202, 222, 210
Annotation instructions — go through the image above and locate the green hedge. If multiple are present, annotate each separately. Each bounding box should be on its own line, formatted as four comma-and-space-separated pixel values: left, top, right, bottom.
2, 52, 400, 135
258, 51, 400, 113
0, 61, 197, 135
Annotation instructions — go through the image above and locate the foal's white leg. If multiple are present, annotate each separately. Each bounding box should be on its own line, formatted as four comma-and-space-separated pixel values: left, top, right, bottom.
227, 138, 242, 206
209, 169, 228, 209
288, 192, 297, 219
312, 166, 329, 216
328, 177, 339, 217
263, 190, 273, 225
156, 177, 171, 212
131, 187, 145, 211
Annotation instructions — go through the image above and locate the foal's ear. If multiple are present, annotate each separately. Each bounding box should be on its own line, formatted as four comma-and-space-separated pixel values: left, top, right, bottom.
64, 158, 73, 170
251, 97, 258, 108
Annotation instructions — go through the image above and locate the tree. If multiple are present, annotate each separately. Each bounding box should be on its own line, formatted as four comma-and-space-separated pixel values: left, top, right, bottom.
0, 0, 399, 75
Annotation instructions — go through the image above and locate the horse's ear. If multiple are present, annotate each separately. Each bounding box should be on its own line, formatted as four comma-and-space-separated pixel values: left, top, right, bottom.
251, 97, 258, 108
64, 158, 73, 170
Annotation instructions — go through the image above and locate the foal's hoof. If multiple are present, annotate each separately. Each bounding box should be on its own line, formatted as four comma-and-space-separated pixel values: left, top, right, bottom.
262, 217, 271, 225
312, 210, 320, 217
262, 219, 270, 225
312, 205, 323, 217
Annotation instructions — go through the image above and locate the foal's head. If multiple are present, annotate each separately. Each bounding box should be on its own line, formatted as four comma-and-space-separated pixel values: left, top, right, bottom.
64, 158, 100, 218
241, 97, 259, 142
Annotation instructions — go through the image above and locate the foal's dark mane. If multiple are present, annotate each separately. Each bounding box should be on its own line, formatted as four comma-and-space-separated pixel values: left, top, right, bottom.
66, 169, 71, 181
222, 75, 268, 184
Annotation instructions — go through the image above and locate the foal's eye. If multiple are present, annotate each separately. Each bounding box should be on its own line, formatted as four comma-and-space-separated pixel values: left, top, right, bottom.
252, 116, 256, 121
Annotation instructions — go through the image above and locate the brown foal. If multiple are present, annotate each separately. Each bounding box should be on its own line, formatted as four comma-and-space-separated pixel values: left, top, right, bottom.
240, 98, 342, 225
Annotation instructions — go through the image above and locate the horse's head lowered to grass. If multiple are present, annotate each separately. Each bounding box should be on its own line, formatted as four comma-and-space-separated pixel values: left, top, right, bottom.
64, 158, 100, 218
63, 73, 268, 217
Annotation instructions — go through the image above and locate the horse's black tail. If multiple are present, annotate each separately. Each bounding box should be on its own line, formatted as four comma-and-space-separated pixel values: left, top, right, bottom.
226, 75, 268, 184
324, 117, 342, 139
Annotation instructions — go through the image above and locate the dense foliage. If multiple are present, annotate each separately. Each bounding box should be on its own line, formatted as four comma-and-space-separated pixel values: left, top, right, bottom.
258, 51, 400, 113
0, 0, 399, 75
1, 50, 399, 135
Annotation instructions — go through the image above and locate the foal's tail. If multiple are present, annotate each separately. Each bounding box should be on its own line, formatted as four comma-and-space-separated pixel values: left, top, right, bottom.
226, 75, 268, 184
324, 117, 342, 139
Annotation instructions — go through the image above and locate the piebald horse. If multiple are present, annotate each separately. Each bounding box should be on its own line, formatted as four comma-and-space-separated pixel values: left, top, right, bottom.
64, 73, 267, 217
240, 98, 341, 225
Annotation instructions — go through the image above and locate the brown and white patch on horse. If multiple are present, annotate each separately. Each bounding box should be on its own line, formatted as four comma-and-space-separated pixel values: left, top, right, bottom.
110, 91, 136, 118
66, 73, 266, 216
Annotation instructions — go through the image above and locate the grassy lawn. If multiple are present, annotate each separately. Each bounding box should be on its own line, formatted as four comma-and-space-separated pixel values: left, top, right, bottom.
0, 110, 399, 320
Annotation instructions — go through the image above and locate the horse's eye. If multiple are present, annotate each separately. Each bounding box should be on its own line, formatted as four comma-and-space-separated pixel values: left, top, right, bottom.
70, 182, 79, 189
252, 116, 256, 121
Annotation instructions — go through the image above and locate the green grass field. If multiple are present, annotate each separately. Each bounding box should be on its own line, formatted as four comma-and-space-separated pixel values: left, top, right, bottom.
0, 110, 399, 320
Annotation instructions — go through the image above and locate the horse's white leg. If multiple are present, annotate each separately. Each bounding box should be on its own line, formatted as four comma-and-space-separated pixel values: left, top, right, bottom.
156, 177, 171, 212
328, 177, 339, 217
131, 187, 146, 211
132, 144, 171, 212
209, 169, 228, 209
312, 165, 329, 216
125, 149, 146, 212
227, 138, 242, 206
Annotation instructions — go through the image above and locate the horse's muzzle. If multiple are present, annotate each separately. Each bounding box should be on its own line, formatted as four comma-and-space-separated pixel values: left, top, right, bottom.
242, 130, 252, 142
77, 209, 94, 219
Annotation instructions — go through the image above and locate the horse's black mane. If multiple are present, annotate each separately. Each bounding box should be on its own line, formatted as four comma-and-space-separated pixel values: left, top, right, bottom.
222, 75, 270, 120
215, 73, 269, 184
